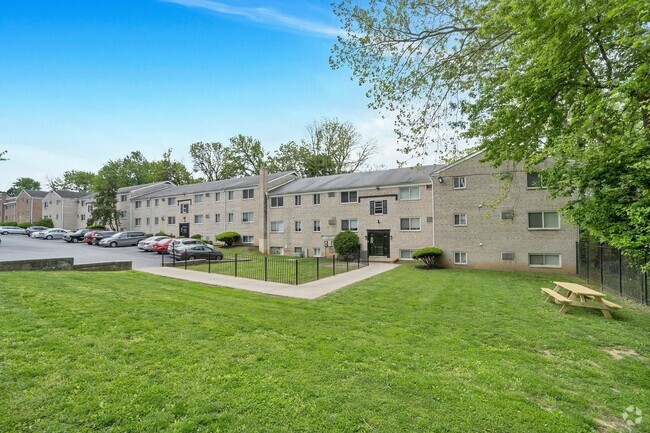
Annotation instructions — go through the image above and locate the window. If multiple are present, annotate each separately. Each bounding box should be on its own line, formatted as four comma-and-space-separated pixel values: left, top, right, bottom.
454, 252, 468, 265
120, 211, 126, 218
168, 197, 176, 206
242, 212, 254, 223
44, 202, 48, 208
180, 203, 189, 214
227, 191, 234, 200
215, 213, 221, 223
400, 217, 421, 231
313, 247, 322, 257
242, 235, 254, 243
243, 189, 254, 199
81, 214, 86, 221
227, 213, 234, 223
155, 217, 159, 224
370, 200, 388, 215
146, 200, 151, 208
528, 211, 560, 230
529, 253, 561, 267
454, 213, 467, 226
294, 195, 302, 206
121, 195, 127, 202
271, 221, 284, 233
155, 199, 159, 206
400, 249, 417, 260
313, 220, 321, 232
135, 201, 142, 209
215, 192, 221, 201
295, 221, 302, 232
168, 216, 176, 224
341, 219, 358, 231
146, 217, 150, 225
453, 176, 466, 189
527, 172, 544, 189
270, 197, 284, 207
313, 194, 321, 205
341, 191, 358, 203
399, 186, 420, 200
194, 215, 204, 224
194, 194, 204, 203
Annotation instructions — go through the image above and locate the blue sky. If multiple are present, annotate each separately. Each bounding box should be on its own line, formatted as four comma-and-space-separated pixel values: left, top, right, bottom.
0, 0, 408, 190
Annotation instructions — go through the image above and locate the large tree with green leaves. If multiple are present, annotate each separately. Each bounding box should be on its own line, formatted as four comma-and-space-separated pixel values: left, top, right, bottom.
189, 142, 227, 181
222, 135, 269, 178
7, 177, 41, 196
47, 170, 96, 193
150, 149, 195, 185
332, 0, 650, 265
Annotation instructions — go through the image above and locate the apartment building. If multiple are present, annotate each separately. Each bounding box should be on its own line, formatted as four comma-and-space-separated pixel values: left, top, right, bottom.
116, 181, 174, 230
130, 171, 297, 241
1, 194, 16, 222
431, 152, 578, 273
266, 165, 441, 259
42, 190, 87, 230
2, 190, 48, 224
76, 194, 96, 228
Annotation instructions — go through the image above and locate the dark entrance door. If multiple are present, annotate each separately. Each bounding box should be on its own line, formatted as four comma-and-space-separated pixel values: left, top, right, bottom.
179, 223, 190, 238
367, 230, 390, 257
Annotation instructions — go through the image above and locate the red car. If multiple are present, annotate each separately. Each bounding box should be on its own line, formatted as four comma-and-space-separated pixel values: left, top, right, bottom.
152, 238, 174, 254
83, 230, 100, 245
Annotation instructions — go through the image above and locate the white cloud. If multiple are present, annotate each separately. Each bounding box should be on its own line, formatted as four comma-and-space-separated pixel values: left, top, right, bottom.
161, 0, 344, 38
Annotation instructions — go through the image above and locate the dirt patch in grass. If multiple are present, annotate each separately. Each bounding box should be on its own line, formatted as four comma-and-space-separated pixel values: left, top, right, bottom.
604, 347, 645, 361
594, 417, 627, 432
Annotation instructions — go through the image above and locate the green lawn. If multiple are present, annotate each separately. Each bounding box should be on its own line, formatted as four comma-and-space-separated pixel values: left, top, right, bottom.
1, 266, 648, 432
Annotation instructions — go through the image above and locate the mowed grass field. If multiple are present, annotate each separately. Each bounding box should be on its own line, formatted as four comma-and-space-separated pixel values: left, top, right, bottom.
1, 265, 648, 432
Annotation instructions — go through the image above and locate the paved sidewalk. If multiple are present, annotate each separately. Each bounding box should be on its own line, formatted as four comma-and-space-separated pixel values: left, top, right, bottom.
136, 263, 399, 299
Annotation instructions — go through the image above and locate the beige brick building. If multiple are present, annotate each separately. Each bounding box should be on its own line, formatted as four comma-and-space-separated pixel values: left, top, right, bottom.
1, 194, 16, 223
431, 152, 578, 273
266, 166, 440, 259
2, 190, 48, 224
42, 190, 88, 230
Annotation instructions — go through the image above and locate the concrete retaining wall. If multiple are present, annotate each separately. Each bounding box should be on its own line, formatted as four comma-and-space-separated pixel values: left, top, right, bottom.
0, 257, 132, 272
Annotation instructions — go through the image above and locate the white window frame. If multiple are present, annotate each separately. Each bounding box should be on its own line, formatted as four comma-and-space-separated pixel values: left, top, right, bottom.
215, 192, 221, 202
294, 220, 302, 232
294, 195, 302, 206
454, 252, 468, 265
528, 253, 561, 268
242, 212, 254, 223
194, 194, 204, 203
242, 235, 254, 243
453, 176, 466, 189
526, 172, 545, 189
227, 191, 234, 200
168, 216, 176, 224
180, 203, 189, 214
454, 213, 467, 226
340, 191, 358, 204
399, 186, 421, 200
168, 197, 176, 206
227, 213, 234, 223
215, 213, 221, 223
270, 197, 284, 208
313, 247, 322, 257
341, 219, 358, 231
528, 211, 560, 230
399, 249, 417, 260
134, 218, 142, 226
194, 214, 204, 224
135, 201, 142, 209
271, 221, 284, 233
313, 220, 321, 232
313, 194, 321, 205
243, 189, 254, 200
400, 217, 421, 231
372, 200, 385, 215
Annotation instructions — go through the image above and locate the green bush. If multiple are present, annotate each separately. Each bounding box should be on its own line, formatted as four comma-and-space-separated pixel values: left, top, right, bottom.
145, 233, 154, 238
87, 224, 106, 229
17, 222, 31, 229
411, 247, 444, 269
190, 234, 203, 240
215, 231, 240, 247
333, 231, 360, 260
3, 221, 18, 226
35, 219, 54, 228
155, 231, 168, 236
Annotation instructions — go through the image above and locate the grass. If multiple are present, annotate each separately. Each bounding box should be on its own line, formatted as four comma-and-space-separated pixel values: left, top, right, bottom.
1, 265, 648, 432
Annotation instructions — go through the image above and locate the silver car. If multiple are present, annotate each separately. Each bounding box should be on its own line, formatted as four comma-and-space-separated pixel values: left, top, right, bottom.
0, 226, 26, 235
99, 231, 147, 248
138, 235, 170, 251
41, 228, 71, 240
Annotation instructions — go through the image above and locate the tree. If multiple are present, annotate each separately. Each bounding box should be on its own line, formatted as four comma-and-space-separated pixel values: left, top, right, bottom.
7, 177, 41, 196
267, 141, 309, 175
150, 149, 195, 185
222, 135, 269, 178
0, 150, 7, 161
48, 170, 96, 193
189, 142, 227, 181
412, 247, 444, 269
332, 0, 650, 266
333, 230, 360, 260
215, 231, 241, 247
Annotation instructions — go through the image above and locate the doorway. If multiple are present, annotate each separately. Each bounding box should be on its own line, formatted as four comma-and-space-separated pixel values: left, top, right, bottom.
179, 223, 190, 238
367, 230, 390, 257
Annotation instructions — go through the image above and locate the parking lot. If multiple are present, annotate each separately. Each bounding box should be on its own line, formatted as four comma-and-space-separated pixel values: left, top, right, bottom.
0, 234, 164, 269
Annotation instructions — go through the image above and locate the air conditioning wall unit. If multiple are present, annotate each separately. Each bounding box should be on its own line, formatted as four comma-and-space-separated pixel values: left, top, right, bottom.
501, 252, 515, 260
328, 192, 336, 197
500, 210, 514, 220
328, 219, 336, 225
427, 216, 433, 222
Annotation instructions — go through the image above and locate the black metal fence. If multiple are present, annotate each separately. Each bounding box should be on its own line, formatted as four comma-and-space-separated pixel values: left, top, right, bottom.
577, 242, 648, 305
161, 248, 369, 285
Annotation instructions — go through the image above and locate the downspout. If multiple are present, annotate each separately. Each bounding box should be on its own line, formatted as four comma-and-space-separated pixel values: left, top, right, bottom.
430, 176, 436, 246
61, 196, 64, 229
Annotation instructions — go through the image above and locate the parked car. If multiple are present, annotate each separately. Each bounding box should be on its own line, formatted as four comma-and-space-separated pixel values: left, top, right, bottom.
172, 244, 223, 261
83, 230, 100, 245
31, 230, 47, 238
63, 229, 92, 243
166, 238, 205, 254
0, 226, 26, 235
92, 231, 117, 245
25, 226, 49, 236
41, 228, 71, 240
138, 235, 170, 251
152, 238, 174, 254
98, 231, 147, 248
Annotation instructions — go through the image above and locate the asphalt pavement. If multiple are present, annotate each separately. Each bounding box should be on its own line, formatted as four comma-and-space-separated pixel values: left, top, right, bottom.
0, 233, 164, 269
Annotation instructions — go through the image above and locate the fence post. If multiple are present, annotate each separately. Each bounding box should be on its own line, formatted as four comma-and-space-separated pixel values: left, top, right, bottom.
264, 257, 268, 282
575, 242, 579, 275
346, 259, 349, 272
208, 255, 211, 274
586, 243, 590, 283
333, 255, 336, 276
316, 257, 320, 280
161, 251, 164, 267
235, 254, 238, 277
184, 254, 187, 270
295, 259, 299, 285
172, 244, 176, 267
618, 248, 623, 296
358, 246, 361, 269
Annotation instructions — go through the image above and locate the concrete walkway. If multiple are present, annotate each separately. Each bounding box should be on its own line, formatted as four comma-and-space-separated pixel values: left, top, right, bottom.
136, 263, 399, 300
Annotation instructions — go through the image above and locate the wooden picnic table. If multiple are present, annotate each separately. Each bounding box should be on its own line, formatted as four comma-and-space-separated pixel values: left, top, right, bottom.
541, 281, 622, 318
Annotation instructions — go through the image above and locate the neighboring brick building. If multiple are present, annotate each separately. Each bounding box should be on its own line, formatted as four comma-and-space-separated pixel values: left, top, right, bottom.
431, 151, 578, 273
8, 190, 48, 224
42, 190, 88, 230
1, 192, 14, 223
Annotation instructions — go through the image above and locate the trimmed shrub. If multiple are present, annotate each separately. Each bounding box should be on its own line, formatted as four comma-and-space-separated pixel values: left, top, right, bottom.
35, 219, 54, 228
17, 222, 31, 229
190, 234, 203, 240
411, 247, 444, 269
145, 233, 154, 237
3, 221, 18, 226
215, 231, 240, 247
87, 224, 106, 229
154, 231, 168, 236
333, 231, 360, 260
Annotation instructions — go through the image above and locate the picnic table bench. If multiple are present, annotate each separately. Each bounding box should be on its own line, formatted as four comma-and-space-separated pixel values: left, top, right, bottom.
542, 281, 622, 318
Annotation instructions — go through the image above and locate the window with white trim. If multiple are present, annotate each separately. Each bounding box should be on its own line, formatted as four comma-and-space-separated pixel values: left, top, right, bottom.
168, 216, 176, 224
215, 213, 221, 223
194, 194, 203, 203
400, 249, 417, 260
528, 253, 561, 267
340, 191, 358, 203
215, 192, 221, 201
242, 235, 254, 243
399, 186, 420, 200
180, 203, 189, 214
227, 191, 234, 200
168, 197, 176, 206
146, 200, 151, 208
227, 213, 234, 223
295, 221, 302, 232
135, 201, 142, 208
194, 215, 204, 224
121, 195, 127, 202
271, 221, 284, 233
400, 217, 421, 231
313, 220, 321, 232
370, 200, 387, 215
134, 218, 142, 226
454, 213, 467, 226
313, 194, 321, 205
313, 247, 322, 257
454, 252, 467, 264
154, 199, 159, 206
242, 212, 254, 223
528, 211, 560, 230
341, 219, 358, 231
453, 176, 466, 189
270, 197, 284, 207
527, 172, 544, 189
243, 189, 254, 199
294, 195, 302, 206
146, 217, 150, 225
154, 217, 159, 224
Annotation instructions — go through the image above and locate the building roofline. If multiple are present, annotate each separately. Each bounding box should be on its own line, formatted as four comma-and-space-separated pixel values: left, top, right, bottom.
431, 150, 484, 175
